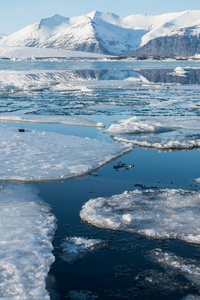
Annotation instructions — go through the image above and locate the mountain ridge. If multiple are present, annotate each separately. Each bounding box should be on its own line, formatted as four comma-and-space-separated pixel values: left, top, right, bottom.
1, 10, 200, 56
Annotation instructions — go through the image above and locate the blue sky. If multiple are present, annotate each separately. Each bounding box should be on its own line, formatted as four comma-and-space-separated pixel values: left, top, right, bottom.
1, 0, 200, 34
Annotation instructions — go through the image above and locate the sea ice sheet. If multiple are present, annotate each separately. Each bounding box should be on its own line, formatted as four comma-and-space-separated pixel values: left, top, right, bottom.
0, 125, 131, 182
61, 237, 106, 263
0, 184, 56, 299
0, 114, 104, 128
80, 189, 200, 244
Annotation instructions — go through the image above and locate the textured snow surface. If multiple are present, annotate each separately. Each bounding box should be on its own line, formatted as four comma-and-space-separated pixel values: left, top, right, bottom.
0, 184, 56, 299
113, 136, 200, 151
105, 117, 200, 134
61, 237, 106, 263
80, 189, 200, 244
0, 125, 131, 182
1, 10, 200, 55
0, 114, 104, 128
150, 249, 200, 286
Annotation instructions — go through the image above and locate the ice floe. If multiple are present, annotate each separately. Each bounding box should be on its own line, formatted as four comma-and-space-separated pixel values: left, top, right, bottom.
113, 135, 200, 151
0, 184, 56, 299
0, 114, 104, 128
194, 178, 200, 184
104, 116, 200, 134
60, 237, 106, 263
80, 189, 200, 244
0, 125, 131, 182
149, 249, 200, 286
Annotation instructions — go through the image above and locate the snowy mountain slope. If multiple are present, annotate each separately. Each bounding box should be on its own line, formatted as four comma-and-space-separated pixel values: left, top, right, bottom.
1, 10, 200, 56
0, 14, 69, 47
127, 23, 200, 57
41, 13, 146, 55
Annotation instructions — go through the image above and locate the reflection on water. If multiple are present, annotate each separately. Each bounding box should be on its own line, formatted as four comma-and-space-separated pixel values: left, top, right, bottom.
0, 66, 200, 117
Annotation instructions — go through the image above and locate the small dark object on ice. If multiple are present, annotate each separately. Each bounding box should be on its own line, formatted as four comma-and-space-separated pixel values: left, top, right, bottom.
18, 129, 25, 132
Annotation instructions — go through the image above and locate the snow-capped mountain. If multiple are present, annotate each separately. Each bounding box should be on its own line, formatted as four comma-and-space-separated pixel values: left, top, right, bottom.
0, 14, 69, 47
1, 10, 200, 56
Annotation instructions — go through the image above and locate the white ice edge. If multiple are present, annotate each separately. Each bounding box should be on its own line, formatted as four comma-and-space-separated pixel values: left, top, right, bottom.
0, 184, 56, 299
113, 136, 200, 151
0, 114, 105, 128
80, 189, 200, 245
0, 125, 132, 182
61, 237, 106, 263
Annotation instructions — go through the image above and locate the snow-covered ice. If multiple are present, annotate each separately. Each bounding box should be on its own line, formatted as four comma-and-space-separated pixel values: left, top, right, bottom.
0, 114, 104, 128
113, 135, 200, 151
0, 125, 131, 182
150, 249, 200, 286
0, 184, 56, 299
105, 116, 200, 134
61, 237, 106, 263
80, 189, 200, 244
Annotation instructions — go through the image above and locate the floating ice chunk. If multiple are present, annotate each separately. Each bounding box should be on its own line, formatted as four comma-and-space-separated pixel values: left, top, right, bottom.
0, 184, 56, 299
194, 178, 200, 184
0, 125, 131, 182
80, 189, 200, 244
113, 136, 200, 151
182, 295, 200, 300
173, 67, 188, 77
0, 114, 104, 128
104, 116, 200, 134
149, 249, 200, 287
104, 117, 171, 134
61, 237, 106, 263
135, 269, 192, 293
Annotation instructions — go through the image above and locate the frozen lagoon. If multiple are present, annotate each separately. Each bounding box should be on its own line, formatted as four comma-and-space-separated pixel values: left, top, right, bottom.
0, 59, 200, 299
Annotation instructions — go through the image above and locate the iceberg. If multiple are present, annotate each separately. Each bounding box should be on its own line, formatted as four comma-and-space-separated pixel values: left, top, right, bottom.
60, 237, 106, 263
0, 114, 104, 128
0, 125, 131, 182
0, 184, 56, 299
80, 189, 200, 244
